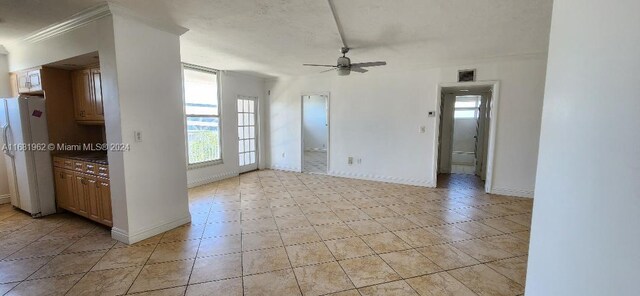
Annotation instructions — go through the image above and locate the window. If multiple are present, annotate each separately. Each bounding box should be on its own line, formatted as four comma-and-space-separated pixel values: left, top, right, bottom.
454, 95, 481, 119
183, 65, 221, 166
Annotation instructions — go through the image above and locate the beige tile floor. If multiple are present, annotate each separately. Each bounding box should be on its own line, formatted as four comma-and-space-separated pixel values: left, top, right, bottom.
0, 170, 531, 295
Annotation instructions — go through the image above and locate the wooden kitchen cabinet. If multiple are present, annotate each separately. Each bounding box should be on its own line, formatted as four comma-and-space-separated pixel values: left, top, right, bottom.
85, 176, 101, 222
97, 179, 112, 226
53, 156, 111, 227
74, 174, 89, 217
53, 167, 75, 211
71, 67, 104, 124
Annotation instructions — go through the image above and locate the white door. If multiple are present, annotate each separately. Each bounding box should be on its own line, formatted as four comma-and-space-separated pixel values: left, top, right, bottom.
238, 96, 258, 173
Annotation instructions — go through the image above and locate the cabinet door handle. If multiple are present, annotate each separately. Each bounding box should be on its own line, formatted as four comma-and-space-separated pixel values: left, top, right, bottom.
60, 173, 64, 179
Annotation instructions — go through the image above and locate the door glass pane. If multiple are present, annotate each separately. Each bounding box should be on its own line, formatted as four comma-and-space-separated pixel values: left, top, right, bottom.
238, 97, 258, 167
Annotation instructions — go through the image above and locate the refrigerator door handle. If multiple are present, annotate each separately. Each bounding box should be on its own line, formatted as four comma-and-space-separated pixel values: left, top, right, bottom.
2, 124, 14, 158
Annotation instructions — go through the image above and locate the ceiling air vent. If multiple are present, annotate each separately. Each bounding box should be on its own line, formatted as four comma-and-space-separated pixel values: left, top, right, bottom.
458, 69, 476, 82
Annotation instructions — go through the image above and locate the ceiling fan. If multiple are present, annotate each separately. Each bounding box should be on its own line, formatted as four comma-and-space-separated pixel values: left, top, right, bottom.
303, 0, 387, 76
303, 47, 387, 76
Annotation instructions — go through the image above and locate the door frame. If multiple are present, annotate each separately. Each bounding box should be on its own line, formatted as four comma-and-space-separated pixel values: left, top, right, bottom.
433, 81, 500, 193
300, 92, 330, 174
237, 95, 259, 173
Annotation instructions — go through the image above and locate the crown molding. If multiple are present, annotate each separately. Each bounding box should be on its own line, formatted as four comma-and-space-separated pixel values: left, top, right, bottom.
19, 2, 188, 45
107, 2, 188, 36
23, 3, 111, 43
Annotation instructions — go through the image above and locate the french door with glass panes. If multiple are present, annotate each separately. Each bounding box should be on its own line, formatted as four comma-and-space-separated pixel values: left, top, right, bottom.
238, 96, 258, 172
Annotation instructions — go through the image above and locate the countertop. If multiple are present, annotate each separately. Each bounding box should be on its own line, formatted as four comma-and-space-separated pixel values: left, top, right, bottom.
54, 152, 108, 165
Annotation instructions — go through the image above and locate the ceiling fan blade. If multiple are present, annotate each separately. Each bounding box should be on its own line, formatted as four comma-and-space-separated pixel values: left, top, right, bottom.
350, 67, 368, 73
303, 63, 337, 67
350, 61, 387, 68
320, 68, 337, 73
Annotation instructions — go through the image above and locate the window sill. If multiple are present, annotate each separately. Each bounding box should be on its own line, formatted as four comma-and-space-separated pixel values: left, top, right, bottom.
188, 159, 223, 170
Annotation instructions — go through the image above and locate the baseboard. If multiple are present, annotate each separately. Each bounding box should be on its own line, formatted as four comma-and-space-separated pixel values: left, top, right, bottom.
0, 194, 10, 204
270, 164, 301, 173
329, 171, 431, 187
491, 187, 534, 198
111, 214, 192, 244
187, 170, 239, 188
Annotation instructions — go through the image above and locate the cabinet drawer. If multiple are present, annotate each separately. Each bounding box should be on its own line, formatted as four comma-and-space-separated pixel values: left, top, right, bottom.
73, 161, 85, 172
97, 165, 109, 178
53, 157, 74, 169
85, 163, 98, 175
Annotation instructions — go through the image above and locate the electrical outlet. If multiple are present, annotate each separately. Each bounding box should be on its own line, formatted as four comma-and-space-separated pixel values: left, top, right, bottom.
357, 158, 362, 164
134, 131, 142, 142
281, 152, 285, 158
348, 157, 353, 165
419, 126, 426, 133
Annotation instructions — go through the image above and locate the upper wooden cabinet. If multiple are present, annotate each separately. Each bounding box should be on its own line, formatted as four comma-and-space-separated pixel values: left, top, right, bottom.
13, 68, 43, 94
71, 67, 104, 124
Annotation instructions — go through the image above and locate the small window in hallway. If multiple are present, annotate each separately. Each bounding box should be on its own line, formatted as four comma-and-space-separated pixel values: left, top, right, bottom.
454, 95, 481, 119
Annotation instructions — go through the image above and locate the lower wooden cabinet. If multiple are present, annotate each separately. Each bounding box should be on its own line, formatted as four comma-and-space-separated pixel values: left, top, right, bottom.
97, 179, 112, 226
53, 158, 112, 227
53, 168, 75, 211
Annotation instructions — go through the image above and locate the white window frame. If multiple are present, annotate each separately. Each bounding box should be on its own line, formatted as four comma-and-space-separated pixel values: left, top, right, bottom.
182, 63, 223, 169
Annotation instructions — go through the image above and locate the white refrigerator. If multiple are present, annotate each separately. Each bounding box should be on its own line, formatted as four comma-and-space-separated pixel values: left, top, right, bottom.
0, 96, 56, 217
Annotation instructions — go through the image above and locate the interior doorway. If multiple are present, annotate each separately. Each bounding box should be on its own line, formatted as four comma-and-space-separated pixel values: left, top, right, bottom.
238, 96, 258, 173
436, 84, 496, 191
301, 94, 329, 174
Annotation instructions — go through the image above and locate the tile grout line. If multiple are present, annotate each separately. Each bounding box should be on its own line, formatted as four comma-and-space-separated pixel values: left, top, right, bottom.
123, 232, 165, 295
287, 173, 360, 294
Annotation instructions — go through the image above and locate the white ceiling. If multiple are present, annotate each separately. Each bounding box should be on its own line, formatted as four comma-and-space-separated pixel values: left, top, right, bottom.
0, 0, 553, 77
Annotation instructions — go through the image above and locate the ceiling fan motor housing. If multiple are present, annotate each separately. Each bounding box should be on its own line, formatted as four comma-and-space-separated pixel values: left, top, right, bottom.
337, 56, 350, 67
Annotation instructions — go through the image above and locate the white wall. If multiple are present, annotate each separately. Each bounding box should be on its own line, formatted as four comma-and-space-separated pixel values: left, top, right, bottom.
267, 55, 546, 193
303, 95, 328, 151
526, 0, 640, 294
186, 71, 265, 187
109, 13, 190, 243
0, 53, 11, 203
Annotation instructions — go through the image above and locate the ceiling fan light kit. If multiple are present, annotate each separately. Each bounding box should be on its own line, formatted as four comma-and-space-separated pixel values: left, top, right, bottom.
302, 0, 387, 76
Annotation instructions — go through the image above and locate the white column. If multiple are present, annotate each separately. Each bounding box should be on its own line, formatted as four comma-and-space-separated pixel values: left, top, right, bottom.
526, 0, 640, 295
